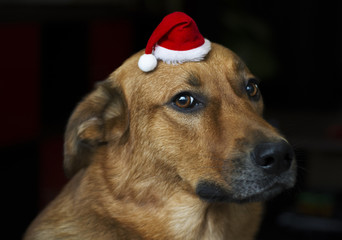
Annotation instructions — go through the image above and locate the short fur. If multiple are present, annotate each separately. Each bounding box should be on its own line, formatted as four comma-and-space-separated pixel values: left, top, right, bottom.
24, 43, 296, 240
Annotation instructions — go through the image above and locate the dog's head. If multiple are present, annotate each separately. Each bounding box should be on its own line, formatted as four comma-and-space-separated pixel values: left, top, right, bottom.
64, 43, 296, 203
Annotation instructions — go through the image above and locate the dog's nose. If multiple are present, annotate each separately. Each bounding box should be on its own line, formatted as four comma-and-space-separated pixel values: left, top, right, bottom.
252, 141, 294, 175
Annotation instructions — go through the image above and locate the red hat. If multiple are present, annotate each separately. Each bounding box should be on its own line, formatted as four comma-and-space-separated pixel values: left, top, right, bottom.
138, 12, 211, 72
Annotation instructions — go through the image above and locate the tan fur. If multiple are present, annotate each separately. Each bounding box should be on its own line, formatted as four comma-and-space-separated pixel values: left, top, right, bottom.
24, 43, 291, 239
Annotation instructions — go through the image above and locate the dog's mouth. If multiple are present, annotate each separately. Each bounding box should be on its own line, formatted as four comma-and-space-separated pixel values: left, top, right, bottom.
196, 172, 296, 203
230, 169, 296, 202
230, 181, 290, 203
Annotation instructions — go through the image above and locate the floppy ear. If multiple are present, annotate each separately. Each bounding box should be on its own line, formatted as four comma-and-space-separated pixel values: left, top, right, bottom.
63, 80, 129, 178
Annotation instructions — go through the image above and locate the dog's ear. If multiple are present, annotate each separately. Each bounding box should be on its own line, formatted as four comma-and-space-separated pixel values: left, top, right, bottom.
63, 80, 128, 178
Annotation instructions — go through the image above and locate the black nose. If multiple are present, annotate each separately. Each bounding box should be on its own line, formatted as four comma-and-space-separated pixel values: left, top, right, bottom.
252, 141, 294, 175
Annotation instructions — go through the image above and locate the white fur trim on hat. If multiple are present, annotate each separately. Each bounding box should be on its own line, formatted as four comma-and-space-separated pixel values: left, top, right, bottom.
153, 39, 211, 64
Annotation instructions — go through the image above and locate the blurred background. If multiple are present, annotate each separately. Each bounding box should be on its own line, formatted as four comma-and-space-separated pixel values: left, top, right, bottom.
1, 0, 342, 239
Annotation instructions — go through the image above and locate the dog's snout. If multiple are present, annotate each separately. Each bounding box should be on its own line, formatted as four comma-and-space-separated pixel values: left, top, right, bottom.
252, 141, 294, 175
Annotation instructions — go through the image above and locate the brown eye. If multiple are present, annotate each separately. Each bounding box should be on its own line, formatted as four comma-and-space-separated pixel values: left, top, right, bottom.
246, 80, 259, 98
171, 92, 204, 113
175, 95, 194, 108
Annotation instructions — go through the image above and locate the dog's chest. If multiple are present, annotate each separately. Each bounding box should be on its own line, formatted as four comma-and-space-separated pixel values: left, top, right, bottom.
165, 202, 230, 240
165, 201, 261, 240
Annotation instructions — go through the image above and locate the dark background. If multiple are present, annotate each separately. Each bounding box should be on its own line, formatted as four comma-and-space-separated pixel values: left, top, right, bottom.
1, 0, 342, 239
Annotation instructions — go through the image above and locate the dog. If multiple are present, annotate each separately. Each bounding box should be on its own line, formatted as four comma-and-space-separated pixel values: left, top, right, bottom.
24, 13, 296, 239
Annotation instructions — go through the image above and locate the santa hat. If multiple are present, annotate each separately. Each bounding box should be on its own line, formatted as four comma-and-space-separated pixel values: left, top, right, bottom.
138, 12, 211, 72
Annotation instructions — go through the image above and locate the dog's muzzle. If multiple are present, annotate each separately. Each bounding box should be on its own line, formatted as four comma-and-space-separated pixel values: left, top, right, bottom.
196, 140, 296, 203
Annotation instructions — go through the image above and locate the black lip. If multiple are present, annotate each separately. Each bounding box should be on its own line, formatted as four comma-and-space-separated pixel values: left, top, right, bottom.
196, 181, 231, 203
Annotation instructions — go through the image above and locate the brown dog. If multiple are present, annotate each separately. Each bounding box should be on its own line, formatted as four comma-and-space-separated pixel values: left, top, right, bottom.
24, 42, 296, 239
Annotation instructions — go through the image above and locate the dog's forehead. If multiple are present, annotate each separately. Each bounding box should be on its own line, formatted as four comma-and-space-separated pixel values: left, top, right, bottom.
156, 44, 251, 84
112, 43, 254, 101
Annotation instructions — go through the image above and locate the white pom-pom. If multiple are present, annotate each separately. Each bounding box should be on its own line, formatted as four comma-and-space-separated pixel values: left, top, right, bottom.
138, 54, 157, 72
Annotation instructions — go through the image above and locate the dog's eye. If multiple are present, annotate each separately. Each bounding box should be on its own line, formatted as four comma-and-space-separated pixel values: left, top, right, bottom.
175, 94, 195, 108
246, 79, 260, 99
171, 92, 203, 112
